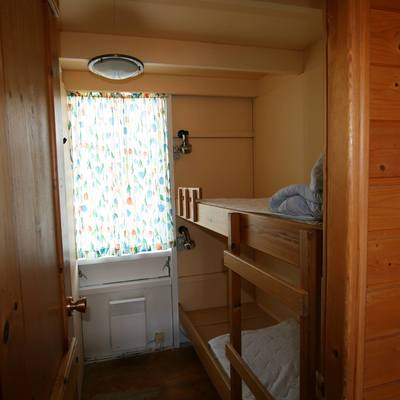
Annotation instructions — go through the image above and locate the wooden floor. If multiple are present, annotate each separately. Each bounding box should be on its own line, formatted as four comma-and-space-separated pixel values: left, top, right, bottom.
82, 346, 221, 400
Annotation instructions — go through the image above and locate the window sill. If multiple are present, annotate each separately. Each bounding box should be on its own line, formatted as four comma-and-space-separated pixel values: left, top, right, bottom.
78, 248, 172, 267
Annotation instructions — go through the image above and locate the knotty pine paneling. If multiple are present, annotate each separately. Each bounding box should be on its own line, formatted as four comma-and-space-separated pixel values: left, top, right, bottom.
371, 65, 400, 120
364, 334, 400, 388
368, 235, 400, 287
370, 148, 400, 177
371, 9, 400, 67
370, 121, 400, 178
370, 120, 400, 151
366, 286, 400, 339
365, 380, 400, 400
366, 3, 400, 397
371, 0, 400, 12
368, 185, 400, 231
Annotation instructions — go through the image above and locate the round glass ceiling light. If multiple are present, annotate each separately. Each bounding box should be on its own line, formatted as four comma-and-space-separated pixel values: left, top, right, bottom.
88, 54, 144, 80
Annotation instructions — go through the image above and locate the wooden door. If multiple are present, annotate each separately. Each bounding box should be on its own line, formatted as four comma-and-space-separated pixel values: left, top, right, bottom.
0, 0, 80, 399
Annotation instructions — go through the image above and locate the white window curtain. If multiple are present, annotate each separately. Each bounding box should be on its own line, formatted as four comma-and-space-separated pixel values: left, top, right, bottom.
67, 91, 174, 259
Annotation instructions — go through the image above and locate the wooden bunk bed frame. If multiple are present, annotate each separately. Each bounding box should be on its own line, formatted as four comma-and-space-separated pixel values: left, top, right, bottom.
178, 187, 323, 400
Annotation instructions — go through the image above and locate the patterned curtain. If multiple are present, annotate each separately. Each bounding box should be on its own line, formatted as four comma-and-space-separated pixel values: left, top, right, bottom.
67, 91, 174, 259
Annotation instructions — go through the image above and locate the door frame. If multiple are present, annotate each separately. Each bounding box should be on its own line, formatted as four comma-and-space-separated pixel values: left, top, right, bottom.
45, 1, 81, 398
325, 0, 370, 398
167, 95, 181, 347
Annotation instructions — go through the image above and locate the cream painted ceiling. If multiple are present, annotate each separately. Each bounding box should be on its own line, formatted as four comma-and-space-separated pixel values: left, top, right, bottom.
59, 0, 324, 51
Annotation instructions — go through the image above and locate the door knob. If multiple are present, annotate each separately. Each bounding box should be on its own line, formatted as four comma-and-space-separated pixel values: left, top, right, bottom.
65, 296, 87, 316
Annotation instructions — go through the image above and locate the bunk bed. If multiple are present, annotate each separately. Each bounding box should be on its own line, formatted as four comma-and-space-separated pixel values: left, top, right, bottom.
177, 187, 323, 400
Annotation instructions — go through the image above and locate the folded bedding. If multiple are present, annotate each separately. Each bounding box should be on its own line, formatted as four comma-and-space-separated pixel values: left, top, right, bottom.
208, 319, 300, 400
270, 155, 324, 220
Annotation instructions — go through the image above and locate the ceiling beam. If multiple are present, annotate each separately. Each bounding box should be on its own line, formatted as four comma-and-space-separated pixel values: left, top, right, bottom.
62, 70, 259, 97
60, 32, 304, 75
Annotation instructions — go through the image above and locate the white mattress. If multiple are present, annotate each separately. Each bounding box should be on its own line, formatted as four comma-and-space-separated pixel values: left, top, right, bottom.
199, 198, 321, 224
208, 319, 300, 400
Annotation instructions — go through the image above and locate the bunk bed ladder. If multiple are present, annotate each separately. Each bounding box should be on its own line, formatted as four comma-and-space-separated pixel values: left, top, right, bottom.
225, 212, 322, 400
299, 230, 323, 400
228, 213, 242, 400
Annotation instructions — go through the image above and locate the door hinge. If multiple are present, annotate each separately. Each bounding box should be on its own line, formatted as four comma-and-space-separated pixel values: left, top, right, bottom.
316, 370, 325, 400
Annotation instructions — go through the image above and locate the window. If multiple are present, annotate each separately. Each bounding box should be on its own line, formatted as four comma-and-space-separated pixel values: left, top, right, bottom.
67, 92, 174, 259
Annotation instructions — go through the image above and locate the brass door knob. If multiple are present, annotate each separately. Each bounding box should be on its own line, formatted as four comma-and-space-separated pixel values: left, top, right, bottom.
65, 296, 87, 316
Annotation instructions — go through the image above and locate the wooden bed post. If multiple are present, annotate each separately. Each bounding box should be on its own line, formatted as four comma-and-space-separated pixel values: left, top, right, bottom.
228, 213, 242, 400
299, 229, 323, 400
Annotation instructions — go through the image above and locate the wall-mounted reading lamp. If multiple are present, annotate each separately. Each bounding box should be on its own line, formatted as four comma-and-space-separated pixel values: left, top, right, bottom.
177, 226, 195, 250
173, 130, 192, 160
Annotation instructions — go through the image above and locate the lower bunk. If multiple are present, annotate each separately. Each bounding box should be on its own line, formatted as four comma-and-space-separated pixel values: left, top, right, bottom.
180, 303, 300, 400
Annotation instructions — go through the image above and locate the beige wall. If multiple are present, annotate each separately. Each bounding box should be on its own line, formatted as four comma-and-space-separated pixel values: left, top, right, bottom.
173, 95, 254, 310
61, 69, 255, 312
253, 40, 326, 319
61, 40, 325, 314
62, 70, 257, 98
253, 40, 326, 197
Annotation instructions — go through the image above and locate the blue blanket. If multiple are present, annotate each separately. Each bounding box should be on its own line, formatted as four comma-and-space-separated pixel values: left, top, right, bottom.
270, 155, 323, 220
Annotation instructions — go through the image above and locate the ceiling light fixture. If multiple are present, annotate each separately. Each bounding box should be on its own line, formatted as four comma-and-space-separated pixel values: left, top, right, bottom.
88, 54, 144, 80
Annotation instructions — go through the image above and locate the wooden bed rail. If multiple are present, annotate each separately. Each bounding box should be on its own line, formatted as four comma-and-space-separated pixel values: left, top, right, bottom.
227, 212, 322, 400
224, 251, 308, 316
226, 344, 274, 400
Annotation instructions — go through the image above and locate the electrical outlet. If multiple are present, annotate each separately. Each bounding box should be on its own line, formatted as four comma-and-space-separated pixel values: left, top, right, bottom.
154, 332, 165, 345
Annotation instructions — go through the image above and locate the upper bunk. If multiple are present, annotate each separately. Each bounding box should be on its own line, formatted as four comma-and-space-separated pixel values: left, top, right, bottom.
176, 187, 322, 267
177, 187, 322, 239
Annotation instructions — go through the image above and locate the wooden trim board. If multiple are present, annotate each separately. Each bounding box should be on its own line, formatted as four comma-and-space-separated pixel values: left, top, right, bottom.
325, 0, 370, 398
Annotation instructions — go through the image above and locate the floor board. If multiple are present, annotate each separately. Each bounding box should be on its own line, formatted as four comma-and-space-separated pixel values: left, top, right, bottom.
82, 346, 221, 400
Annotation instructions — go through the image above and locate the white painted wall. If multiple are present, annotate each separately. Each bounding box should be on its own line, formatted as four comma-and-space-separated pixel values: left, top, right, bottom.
79, 253, 174, 361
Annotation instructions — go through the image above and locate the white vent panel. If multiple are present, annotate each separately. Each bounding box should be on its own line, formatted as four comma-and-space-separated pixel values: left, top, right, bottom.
109, 297, 147, 351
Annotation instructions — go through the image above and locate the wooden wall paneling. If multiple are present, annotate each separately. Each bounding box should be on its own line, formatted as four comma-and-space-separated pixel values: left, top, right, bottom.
364, 335, 400, 388
370, 65, 400, 120
365, 1, 400, 398
364, 380, 400, 400
367, 231, 400, 287
366, 286, 400, 339
370, 120, 400, 150
325, 0, 370, 399
369, 120, 400, 178
368, 185, 400, 231
371, 0, 400, 12
370, 148, 400, 177
371, 9, 400, 67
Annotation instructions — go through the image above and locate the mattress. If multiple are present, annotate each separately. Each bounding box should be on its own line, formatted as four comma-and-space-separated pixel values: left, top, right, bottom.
199, 198, 321, 224
208, 319, 300, 400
